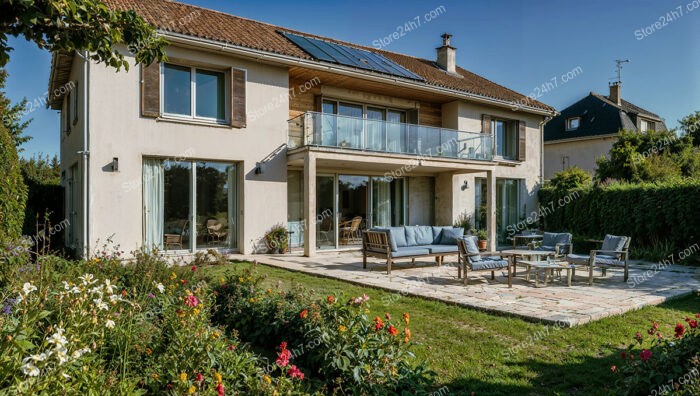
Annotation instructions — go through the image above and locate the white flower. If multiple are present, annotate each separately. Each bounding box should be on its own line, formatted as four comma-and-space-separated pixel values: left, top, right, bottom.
154, 282, 165, 293
105, 320, 115, 329
104, 279, 115, 294
69, 286, 81, 294
20, 361, 39, 377
29, 353, 47, 362
22, 282, 37, 295
62, 281, 71, 290
55, 347, 69, 365
61, 372, 71, 379
47, 328, 67, 348
15, 294, 23, 304
93, 298, 108, 311
109, 294, 121, 303
72, 347, 90, 359
79, 273, 96, 285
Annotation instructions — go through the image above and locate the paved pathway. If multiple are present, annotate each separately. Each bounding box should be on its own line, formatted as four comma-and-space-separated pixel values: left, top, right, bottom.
233, 251, 700, 327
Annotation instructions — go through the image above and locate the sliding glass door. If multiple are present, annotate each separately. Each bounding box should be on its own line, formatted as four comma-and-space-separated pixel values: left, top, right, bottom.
143, 158, 237, 252
371, 177, 404, 227
316, 175, 336, 250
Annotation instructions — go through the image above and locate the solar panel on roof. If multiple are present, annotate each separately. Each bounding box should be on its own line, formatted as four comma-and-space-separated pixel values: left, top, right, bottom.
281, 32, 424, 81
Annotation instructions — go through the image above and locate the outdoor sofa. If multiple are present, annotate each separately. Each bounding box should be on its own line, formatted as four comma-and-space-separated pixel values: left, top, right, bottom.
362, 226, 464, 274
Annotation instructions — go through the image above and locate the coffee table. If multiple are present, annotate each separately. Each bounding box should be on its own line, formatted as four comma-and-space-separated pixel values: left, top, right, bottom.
500, 249, 557, 277
517, 259, 575, 287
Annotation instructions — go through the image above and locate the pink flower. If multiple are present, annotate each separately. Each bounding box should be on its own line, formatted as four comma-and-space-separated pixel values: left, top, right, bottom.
640, 349, 652, 362
610, 365, 617, 372
287, 365, 304, 380
276, 342, 291, 367
184, 295, 199, 307
215, 382, 224, 396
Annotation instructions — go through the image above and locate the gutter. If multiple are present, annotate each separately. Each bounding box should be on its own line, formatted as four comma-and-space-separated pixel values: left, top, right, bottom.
161, 31, 558, 117
75, 50, 90, 259
539, 116, 554, 184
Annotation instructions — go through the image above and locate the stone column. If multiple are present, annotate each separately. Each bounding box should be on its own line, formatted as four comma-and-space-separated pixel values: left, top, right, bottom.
486, 170, 497, 251
303, 153, 316, 257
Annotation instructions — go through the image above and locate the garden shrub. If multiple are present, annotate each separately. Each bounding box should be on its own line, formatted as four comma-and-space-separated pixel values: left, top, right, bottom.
538, 179, 700, 264
0, 247, 308, 394
613, 314, 700, 395
212, 266, 435, 394
0, 122, 27, 242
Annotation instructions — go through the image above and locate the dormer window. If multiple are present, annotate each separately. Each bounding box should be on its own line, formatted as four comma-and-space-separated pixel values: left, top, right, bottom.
566, 117, 580, 131
640, 119, 655, 132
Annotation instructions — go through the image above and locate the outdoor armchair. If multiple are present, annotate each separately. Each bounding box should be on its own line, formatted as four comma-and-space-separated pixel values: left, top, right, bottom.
566, 234, 631, 285
457, 236, 512, 287
529, 232, 573, 257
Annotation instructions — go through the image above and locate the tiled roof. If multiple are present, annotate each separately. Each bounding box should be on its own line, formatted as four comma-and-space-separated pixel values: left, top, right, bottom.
544, 92, 667, 142
100, 0, 554, 113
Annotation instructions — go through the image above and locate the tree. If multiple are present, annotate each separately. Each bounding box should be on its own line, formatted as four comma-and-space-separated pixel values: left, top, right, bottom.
679, 111, 700, 145
0, 0, 168, 70
21, 154, 60, 185
595, 129, 697, 182
548, 166, 592, 190
0, 69, 30, 150
0, 121, 27, 241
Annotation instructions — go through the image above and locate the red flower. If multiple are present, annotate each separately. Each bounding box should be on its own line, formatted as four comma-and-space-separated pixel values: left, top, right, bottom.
227, 344, 236, 351
327, 295, 335, 304
695, 313, 700, 318
634, 332, 643, 342
688, 320, 698, 329
387, 325, 398, 336
181, 279, 187, 284
652, 321, 659, 329
215, 382, 225, 396
191, 266, 197, 271
195, 372, 204, 383
276, 342, 291, 367
374, 316, 384, 331
647, 328, 655, 335
287, 365, 305, 380
299, 309, 308, 319
620, 351, 626, 359
184, 295, 199, 307
674, 323, 685, 338
657, 332, 663, 339
640, 349, 652, 362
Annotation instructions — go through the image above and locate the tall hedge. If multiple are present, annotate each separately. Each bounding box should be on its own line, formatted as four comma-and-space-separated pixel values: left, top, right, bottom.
0, 123, 27, 241
539, 180, 700, 264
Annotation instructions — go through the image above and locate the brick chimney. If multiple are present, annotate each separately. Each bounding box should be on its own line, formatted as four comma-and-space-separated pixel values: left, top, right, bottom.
436, 33, 456, 74
609, 82, 622, 105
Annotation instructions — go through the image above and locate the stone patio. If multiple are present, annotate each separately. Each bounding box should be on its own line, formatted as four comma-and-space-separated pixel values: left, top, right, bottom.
236, 251, 700, 327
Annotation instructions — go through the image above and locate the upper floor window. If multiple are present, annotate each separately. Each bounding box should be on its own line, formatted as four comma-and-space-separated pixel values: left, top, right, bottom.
493, 118, 518, 160
640, 119, 655, 132
566, 117, 580, 131
163, 63, 226, 122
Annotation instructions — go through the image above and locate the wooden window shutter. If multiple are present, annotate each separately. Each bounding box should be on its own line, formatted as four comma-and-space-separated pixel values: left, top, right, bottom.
230, 68, 246, 128
482, 114, 491, 134
140, 62, 160, 118
518, 121, 527, 161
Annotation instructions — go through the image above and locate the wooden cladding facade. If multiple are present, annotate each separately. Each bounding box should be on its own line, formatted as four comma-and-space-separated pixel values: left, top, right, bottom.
141, 62, 160, 118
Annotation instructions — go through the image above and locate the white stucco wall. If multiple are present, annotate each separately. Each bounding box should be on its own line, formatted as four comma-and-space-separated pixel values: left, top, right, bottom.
543, 137, 615, 179
84, 45, 289, 255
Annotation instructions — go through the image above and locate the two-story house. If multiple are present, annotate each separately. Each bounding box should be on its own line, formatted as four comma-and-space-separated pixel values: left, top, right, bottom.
543, 82, 667, 179
48, 0, 556, 258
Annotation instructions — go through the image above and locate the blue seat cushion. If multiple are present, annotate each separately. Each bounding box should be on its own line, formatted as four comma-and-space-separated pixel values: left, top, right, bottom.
540, 245, 556, 252
406, 226, 433, 246
601, 234, 627, 252
372, 227, 407, 252
470, 258, 509, 271
461, 235, 482, 262
439, 227, 464, 245
419, 245, 458, 254
431, 226, 450, 244
542, 232, 572, 247
567, 253, 621, 266
392, 247, 431, 258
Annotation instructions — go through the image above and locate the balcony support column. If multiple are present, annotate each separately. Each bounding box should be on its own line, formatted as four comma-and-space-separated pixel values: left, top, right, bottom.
303, 152, 317, 257
486, 170, 497, 251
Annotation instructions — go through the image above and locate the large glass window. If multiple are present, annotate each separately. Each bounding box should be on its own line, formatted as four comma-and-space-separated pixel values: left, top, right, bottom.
163, 63, 226, 122
371, 177, 404, 227
474, 178, 521, 244
143, 158, 237, 251
287, 171, 304, 248
316, 175, 336, 250
320, 99, 406, 151
339, 176, 368, 246
494, 119, 518, 159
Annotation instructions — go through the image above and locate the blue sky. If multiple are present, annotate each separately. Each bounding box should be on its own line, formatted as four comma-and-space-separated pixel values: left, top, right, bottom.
5, 0, 699, 159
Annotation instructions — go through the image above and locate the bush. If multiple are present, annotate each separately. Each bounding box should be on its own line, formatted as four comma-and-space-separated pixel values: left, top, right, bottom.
212, 266, 435, 394
0, 248, 307, 394
538, 179, 700, 264
548, 166, 592, 191
613, 314, 700, 395
0, 122, 27, 241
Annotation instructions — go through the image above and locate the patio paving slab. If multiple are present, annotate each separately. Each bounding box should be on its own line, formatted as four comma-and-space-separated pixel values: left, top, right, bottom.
233, 251, 700, 327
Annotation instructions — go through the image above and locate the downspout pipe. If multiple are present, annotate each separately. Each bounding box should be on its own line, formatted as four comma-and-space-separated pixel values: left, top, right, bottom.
539, 116, 554, 186
75, 50, 90, 259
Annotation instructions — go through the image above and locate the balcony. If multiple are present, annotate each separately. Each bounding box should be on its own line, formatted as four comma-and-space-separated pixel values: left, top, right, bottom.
288, 111, 494, 161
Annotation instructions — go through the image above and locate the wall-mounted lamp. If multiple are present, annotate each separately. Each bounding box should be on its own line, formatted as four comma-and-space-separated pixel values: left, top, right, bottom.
461, 180, 469, 191
254, 163, 263, 175
111, 157, 119, 172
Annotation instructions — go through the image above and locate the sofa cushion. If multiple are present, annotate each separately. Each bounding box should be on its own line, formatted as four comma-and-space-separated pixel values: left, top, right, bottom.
392, 247, 431, 258
461, 235, 482, 262
601, 234, 627, 253
439, 227, 464, 245
388, 227, 408, 248
542, 232, 572, 247
431, 226, 449, 244
427, 245, 458, 254
406, 226, 433, 246
371, 228, 396, 252
470, 258, 509, 271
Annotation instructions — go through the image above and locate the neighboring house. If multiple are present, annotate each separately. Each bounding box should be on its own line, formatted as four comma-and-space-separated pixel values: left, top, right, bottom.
48, 0, 555, 258
543, 82, 667, 179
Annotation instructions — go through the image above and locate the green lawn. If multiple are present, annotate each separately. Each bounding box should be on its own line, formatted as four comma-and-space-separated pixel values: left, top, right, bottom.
204, 261, 699, 395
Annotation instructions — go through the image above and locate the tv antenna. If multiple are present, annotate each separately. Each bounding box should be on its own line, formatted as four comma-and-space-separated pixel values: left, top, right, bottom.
613, 59, 630, 84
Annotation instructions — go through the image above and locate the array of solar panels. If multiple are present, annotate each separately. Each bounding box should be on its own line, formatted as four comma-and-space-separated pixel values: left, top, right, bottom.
280, 32, 424, 81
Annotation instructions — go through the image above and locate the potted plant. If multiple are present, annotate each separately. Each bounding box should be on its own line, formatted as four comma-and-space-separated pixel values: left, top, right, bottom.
476, 229, 488, 250
264, 224, 289, 254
